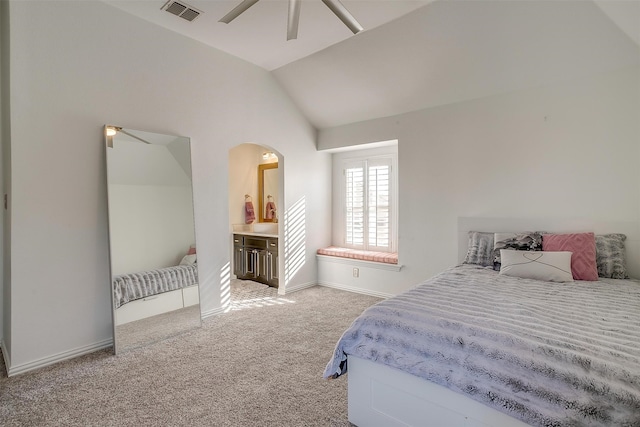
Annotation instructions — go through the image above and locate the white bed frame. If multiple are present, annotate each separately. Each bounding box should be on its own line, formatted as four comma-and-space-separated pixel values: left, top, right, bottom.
346, 217, 639, 426
348, 356, 529, 427
116, 284, 200, 325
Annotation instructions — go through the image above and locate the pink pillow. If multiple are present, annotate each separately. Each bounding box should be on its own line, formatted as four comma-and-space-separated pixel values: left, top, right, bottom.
187, 247, 196, 255
542, 233, 598, 281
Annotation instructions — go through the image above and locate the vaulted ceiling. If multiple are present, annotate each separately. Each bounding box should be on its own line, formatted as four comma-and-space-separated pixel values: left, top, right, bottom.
105, 0, 430, 70
105, 0, 640, 129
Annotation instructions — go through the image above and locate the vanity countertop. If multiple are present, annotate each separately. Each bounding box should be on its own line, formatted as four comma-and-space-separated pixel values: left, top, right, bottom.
233, 231, 278, 238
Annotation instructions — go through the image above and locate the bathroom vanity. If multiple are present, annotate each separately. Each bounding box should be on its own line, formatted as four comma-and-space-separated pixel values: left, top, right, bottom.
233, 233, 279, 288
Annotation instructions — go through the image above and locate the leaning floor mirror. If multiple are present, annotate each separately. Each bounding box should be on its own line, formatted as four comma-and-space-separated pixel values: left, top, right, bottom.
105, 125, 201, 353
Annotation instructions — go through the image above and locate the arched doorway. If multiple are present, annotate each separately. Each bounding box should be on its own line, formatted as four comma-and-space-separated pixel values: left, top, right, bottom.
228, 143, 284, 295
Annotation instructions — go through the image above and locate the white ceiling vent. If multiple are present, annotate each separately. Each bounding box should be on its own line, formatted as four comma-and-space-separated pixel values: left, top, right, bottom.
162, 1, 201, 22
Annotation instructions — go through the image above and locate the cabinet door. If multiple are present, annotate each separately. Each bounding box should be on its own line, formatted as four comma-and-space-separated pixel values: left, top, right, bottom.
267, 250, 279, 287
233, 246, 245, 278
244, 249, 258, 279
257, 250, 269, 282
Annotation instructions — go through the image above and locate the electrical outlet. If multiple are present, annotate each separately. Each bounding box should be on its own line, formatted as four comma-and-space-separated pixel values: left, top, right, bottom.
353, 268, 359, 278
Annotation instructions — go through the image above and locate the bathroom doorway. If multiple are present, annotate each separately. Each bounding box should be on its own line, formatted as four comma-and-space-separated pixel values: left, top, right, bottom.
228, 143, 284, 295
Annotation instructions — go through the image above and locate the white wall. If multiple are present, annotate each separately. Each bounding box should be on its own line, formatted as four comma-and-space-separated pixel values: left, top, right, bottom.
3, 1, 330, 375
108, 185, 195, 276
319, 65, 640, 294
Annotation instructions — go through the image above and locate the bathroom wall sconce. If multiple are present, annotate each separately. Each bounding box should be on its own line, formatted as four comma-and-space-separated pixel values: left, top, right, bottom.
106, 127, 118, 137
262, 152, 277, 161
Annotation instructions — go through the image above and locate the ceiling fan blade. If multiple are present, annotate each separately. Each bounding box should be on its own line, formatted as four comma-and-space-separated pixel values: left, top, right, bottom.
287, 0, 301, 40
119, 129, 152, 145
219, 0, 260, 24
321, 0, 363, 34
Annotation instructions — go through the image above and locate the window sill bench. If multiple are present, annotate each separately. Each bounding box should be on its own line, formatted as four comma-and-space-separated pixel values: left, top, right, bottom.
316, 247, 401, 272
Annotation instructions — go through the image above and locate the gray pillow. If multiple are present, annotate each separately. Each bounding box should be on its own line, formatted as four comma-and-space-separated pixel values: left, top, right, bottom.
463, 231, 494, 267
595, 234, 629, 279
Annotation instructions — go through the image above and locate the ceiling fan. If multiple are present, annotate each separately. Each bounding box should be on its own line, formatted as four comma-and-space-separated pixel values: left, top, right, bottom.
219, 0, 363, 41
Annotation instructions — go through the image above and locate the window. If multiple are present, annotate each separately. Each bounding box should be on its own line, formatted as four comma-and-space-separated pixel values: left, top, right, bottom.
343, 155, 395, 252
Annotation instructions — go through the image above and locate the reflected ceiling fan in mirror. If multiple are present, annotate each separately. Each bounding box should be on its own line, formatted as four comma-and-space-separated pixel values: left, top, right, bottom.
219, 0, 363, 41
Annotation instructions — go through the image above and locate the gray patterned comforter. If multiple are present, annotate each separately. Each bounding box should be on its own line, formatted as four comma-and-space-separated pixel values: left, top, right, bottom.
324, 264, 640, 426
113, 264, 198, 309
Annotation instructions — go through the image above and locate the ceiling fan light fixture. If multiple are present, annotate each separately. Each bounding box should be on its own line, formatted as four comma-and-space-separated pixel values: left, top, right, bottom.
219, 0, 363, 40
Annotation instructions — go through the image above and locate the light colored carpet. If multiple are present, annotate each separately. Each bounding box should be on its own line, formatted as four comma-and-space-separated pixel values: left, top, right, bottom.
0, 282, 381, 426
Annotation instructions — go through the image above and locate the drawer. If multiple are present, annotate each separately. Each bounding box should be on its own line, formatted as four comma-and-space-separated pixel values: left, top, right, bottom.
267, 239, 278, 251
116, 289, 184, 325
233, 235, 244, 246
244, 237, 268, 249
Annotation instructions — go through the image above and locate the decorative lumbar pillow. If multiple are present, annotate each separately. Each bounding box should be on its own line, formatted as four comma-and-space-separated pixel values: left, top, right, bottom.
187, 245, 197, 255
493, 232, 543, 271
499, 249, 574, 282
463, 231, 494, 267
595, 234, 629, 279
180, 254, 197, 266
542, 232, 598, 281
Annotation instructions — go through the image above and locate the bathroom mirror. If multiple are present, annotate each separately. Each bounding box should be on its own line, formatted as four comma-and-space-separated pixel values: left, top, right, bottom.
258, 162, 278, 223
105, 125, 201, 353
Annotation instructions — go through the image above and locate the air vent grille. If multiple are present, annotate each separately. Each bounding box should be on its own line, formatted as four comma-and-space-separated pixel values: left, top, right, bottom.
162, 1, 201, 22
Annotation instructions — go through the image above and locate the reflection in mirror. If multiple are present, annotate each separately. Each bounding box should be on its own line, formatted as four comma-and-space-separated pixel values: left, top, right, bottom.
105, 125, 201, 353
258, 162, 278, 223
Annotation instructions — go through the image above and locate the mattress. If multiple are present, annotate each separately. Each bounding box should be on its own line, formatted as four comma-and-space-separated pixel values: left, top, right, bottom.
324, 264, 640, 426
113, 264, 198, 309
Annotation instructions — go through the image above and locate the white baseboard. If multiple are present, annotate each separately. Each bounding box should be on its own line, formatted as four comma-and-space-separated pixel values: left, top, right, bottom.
281, 281, 316, 294
5, 338, 113, 377
318, 281, 393, 299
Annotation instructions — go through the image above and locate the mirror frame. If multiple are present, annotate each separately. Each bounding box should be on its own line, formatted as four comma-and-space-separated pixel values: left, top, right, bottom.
258, 162, 278, 223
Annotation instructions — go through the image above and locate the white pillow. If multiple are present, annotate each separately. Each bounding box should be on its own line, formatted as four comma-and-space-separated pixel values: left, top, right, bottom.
499, 249, 573, 282
180, 254, 197, 266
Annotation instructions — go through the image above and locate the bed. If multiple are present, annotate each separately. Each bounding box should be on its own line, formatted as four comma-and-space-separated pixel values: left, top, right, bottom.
113, 263, 198, 309
324, 220, 640, 427
113, 263, 199, 325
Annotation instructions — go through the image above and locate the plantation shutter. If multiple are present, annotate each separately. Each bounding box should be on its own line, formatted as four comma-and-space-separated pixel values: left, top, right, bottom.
368, 158, 391, 250
345, 161, 365, 247
344, 158, 392, 251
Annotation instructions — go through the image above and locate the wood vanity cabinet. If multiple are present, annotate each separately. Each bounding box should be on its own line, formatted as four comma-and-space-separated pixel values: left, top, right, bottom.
233, 234, 278, 288
233, 235, 245, 279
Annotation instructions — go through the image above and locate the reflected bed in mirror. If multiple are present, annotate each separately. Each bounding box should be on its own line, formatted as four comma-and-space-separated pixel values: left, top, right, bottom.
105, 125, 201, 353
